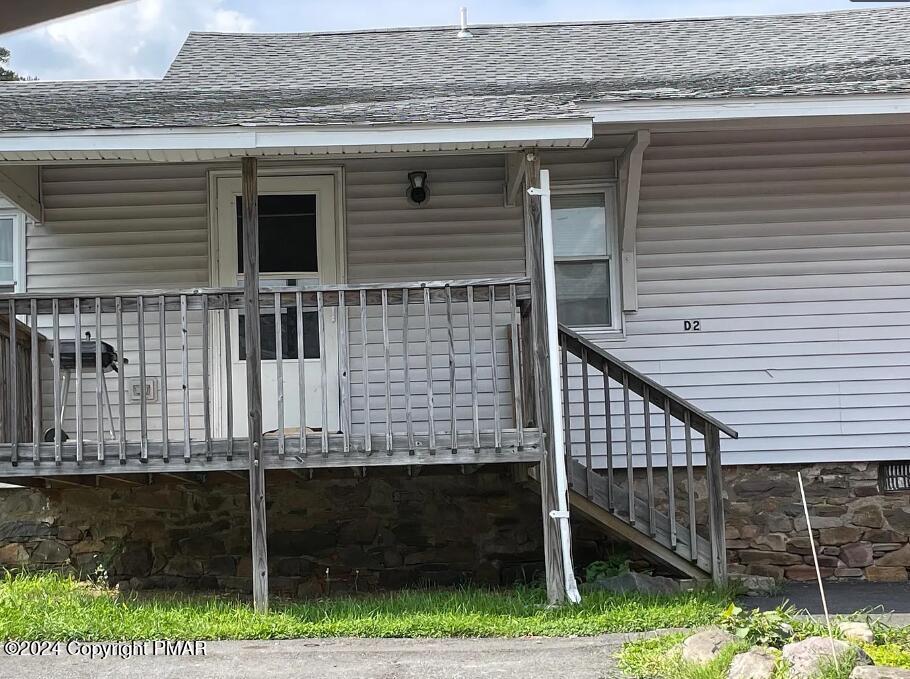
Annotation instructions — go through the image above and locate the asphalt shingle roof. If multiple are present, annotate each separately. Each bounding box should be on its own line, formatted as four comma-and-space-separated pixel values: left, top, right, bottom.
1, 7, 909, 132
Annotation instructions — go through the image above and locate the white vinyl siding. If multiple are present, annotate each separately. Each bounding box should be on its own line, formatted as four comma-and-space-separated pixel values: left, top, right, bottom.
28, 154, 524, 443
568, 124, 910, 467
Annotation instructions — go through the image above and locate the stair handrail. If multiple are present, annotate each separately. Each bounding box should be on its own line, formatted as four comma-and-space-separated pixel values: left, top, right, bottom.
558, 324, 738, 439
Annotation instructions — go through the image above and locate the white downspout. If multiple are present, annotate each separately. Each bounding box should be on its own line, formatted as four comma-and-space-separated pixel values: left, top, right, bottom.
529, 169, 582, 604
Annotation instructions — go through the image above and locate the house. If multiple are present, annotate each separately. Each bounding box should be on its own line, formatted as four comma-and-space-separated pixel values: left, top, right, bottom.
0, 6, 909, 607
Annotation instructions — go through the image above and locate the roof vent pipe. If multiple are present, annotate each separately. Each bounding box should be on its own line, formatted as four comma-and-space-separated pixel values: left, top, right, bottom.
457, 7, 473, 38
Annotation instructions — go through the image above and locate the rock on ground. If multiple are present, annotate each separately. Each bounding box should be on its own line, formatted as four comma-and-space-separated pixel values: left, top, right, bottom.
731, 574, 778, 596
838, 621, 875, 644
727, 648, 777, 679
589, 571, 681, 596
783, 637, 872, 679
851, 667, 910, 678
681, 628, 738, 664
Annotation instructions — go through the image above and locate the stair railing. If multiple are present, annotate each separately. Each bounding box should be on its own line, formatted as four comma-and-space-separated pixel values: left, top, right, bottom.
557, 324, 738, 584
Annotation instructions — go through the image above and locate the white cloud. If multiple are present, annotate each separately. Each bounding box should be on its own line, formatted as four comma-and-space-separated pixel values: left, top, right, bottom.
205, 9, 256, 33
6, 0, 256, 80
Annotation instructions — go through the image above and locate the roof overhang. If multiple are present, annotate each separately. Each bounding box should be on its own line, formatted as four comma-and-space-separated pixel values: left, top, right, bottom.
2, 0, 129, 35
0, 119, 594, 163
582, 94, 910, 126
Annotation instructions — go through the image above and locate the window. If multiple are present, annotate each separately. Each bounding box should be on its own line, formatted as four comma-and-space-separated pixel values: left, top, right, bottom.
235, 194, 318, 274
0, 210, 24, 293
551, 189, 619, 329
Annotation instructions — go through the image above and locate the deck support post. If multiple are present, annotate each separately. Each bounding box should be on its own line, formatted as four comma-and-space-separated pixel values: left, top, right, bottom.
524, 153, 579, 606
241, 156, 269, 612
704, 424, 727, 586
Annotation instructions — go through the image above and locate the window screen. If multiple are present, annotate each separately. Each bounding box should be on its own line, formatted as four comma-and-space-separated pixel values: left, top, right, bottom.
236, 194, 318, 273
0, 217, 14, 287
551, 192, 617, 327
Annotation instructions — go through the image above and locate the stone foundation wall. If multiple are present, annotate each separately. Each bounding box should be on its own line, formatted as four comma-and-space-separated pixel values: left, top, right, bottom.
725, 462, 910, 582
0, 469, 562, 595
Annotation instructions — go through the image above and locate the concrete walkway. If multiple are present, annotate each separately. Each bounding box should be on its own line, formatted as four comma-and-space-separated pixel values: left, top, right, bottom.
2, 635, 634, 679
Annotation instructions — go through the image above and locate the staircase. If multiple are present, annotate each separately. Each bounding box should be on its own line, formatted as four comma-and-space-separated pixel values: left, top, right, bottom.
544, 325, 739, 583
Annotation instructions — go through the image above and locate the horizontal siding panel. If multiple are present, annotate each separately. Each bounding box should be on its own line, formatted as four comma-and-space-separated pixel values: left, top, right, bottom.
567, 125, 910, 467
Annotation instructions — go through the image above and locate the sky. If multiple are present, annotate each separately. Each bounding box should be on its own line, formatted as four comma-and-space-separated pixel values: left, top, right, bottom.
1, 0, 898, 81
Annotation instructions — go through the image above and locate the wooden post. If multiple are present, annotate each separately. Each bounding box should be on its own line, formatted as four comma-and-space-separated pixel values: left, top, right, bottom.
241, 157, 269, 612
524, 153, 569, 605
704, 424, 727, 586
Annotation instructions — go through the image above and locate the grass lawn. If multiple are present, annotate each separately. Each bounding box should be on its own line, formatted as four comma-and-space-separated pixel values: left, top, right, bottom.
0, 572, 731, 641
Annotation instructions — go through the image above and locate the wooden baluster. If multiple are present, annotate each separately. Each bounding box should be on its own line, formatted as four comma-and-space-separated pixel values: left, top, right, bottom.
7, 299, 17, 465
180, 295, 191, 462
664, 397, 677, 549
509, 285, 524, 449
296, 291, 306, 457
401, 288, 414, 454
581, 347, 593, 499
560, 339, 571, 481
339, 290, 351, 455
116, 297, 126, 464
684, 411, 697, 561
359, 289, 371, 455
423, 287, 436, 454
138, 296, 148, 462
159, 295, 169, 462
466, 285, 480, 452
643, 386, 656, 536
445, 286, 457, 454
488, 285, 501, 453
30, 299, 39, 465
74, 296, 83, 464
603, 368, 614, 511
274, 292, 284, 459
94, 297, 104, 463
705, 424, 727, 585
318, 291, 328, 456
381, 288, 393, 454
222, 293, 233, 461
201, 295, 211, 461
138, 297, 150, 461
52, 298, 62, 464
622, 372, 633, 524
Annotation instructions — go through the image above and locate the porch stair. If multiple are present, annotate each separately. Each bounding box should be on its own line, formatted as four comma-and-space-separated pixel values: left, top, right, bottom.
533, 325, 738, 583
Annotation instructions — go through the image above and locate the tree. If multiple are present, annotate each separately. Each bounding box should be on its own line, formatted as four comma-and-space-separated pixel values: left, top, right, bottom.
0, 47, 24, 81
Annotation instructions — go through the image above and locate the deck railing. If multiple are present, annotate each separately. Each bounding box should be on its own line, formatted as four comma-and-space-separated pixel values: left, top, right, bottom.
0, 312, 43, 446
0, 278, 541, 474
557, 324, 738, 582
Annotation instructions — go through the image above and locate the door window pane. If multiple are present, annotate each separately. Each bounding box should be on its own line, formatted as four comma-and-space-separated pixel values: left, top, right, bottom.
239, 310, 320, 360
236, 194, 318, 273
555, 261, 611, 326
552, 193, 607, 258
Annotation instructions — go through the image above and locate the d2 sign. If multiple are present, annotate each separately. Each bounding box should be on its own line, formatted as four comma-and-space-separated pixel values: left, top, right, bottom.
683, 320, 701, 332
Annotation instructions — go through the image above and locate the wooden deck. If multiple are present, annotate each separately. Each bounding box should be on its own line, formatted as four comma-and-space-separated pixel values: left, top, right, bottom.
0, 429, 542, 477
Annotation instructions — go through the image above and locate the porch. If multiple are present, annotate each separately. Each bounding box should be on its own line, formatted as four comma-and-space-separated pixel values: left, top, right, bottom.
0, 277, 542, 474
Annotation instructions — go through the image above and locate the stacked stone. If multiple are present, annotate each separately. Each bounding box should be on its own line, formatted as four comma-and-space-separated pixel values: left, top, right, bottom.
724, 463, 910, 582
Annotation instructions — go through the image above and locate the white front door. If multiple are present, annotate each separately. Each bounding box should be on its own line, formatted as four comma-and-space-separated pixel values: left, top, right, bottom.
213, 174, 340, 437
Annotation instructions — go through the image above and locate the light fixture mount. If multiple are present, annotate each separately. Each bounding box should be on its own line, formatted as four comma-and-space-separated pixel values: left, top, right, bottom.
406, 171, 430, 206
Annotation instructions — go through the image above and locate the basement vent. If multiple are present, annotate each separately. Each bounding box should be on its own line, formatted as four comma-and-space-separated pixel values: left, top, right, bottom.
880, 463, 910, 492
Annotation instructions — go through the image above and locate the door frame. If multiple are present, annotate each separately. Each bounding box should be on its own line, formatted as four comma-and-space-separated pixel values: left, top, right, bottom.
206, 166, 347, 438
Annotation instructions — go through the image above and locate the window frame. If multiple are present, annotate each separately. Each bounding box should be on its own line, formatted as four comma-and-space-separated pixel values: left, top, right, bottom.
550, 181, 623, 335
0, 208, 26, 293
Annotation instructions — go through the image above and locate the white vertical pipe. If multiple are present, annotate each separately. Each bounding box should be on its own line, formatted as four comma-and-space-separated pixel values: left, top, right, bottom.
532, 169, 581, 604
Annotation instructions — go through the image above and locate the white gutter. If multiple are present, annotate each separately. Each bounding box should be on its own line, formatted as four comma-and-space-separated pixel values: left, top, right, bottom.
583, 94, 910, 124
0, 119, 594, 161
529, 169, 581, 605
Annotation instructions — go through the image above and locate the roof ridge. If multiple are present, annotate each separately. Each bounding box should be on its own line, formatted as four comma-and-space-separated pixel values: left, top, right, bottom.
180, 6, 907, 40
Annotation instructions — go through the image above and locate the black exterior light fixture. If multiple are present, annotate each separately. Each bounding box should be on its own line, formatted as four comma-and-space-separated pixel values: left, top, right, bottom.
406, 171, 429, 206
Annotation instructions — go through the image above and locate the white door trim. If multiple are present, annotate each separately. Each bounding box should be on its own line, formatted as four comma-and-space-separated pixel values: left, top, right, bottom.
206, 167, 346, 438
